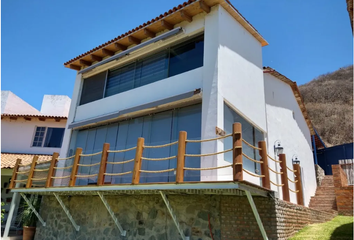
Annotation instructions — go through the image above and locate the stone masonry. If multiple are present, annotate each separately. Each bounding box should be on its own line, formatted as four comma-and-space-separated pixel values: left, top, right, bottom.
34, 193, 336, 240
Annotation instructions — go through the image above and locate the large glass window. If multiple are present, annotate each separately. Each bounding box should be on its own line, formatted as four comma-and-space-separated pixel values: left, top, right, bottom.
79, 34, 204, 105
224, 104, 263, 173
68, 104, 201, 185
32, 127, 65, 148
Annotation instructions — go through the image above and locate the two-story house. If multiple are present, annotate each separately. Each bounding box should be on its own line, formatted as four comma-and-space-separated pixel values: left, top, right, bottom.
8, 1, 334, 239
1, 91, 70, 237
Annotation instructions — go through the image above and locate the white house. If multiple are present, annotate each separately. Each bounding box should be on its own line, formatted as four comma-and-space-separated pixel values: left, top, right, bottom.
54, 0, 317, 207
1, 91, 70, 236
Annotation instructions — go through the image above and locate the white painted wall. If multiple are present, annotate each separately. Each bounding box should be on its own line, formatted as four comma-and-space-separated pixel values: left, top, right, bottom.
40, 95, 71, 116
264, 73, 316, 206
1, 91, 40, 115
1, 118, 67, 155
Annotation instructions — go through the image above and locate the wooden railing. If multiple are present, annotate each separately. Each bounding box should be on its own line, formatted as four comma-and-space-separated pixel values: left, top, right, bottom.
9, 122, 305, 205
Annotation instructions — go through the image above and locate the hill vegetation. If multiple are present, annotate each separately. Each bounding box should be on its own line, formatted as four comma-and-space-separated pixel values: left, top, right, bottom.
299, 65, 353, 147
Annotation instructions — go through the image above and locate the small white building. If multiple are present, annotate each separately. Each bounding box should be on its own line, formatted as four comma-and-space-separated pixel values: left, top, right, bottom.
1, 91, 70, 235
56, 0, 317, 207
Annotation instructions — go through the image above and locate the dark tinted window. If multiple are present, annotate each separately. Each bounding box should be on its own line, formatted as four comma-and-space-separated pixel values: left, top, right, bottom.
105, 63, 135, 97
43, 128, 65, 148
135, 51, 168, 88
169, 36, 204, 77
80, 71, 106, 105
81, 34, 204, 103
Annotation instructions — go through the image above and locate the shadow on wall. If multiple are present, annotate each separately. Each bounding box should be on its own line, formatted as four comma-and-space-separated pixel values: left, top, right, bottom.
330, 222, 353, 240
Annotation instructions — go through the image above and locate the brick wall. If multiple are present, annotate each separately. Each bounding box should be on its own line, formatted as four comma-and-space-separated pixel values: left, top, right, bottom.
332, 164, 354, 216
220, 196, 336, 240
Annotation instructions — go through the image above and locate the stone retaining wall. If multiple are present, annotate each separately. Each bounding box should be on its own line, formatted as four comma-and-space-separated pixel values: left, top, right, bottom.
34, 194, 336, 240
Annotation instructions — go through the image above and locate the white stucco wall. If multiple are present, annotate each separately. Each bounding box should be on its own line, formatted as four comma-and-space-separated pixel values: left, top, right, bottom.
264, 73, 316, 206
40, 95, 71, 116
1, 118, 67, 155
200, 5, 267, 183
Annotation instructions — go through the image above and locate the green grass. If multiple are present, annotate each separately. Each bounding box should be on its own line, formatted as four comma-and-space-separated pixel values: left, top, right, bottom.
289, 216, 353, 240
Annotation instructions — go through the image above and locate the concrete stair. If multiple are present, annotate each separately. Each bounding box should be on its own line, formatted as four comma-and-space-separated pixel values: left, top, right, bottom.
309, 175, 337, 212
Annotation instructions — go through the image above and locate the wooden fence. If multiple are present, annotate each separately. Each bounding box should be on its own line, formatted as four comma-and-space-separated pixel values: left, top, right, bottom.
9, 122, 304, 205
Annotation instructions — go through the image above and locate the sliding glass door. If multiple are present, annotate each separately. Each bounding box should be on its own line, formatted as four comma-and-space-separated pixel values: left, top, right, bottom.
69, 104, 201, 185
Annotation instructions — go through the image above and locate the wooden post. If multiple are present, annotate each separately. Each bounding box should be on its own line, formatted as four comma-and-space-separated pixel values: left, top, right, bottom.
132, 138, 144, 185
279, 154, 290, 202
98, 143, 110, 186
258, 141, 270, 189
176, 131, 187, 183
46, 152, 59, 188
69, 148, 82, 187
233, 123, 243, 181
9, 159, 21, 189
293, 164, 304, 206
26, 156, 39, 188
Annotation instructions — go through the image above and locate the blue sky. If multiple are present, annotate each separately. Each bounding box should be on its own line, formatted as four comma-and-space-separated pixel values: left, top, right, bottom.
2, 0, 352, 110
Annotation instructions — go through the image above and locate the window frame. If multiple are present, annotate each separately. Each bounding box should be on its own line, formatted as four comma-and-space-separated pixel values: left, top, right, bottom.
223, 101, 265, 174
79, 33, 204, 105
31, 126, 65, 148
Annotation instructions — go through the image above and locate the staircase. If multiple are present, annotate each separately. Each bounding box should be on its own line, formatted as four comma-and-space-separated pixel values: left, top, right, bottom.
309, 175, 337, 212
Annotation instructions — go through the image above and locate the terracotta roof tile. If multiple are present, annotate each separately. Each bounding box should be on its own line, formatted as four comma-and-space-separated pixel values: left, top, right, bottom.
64, 0, 267, 68
1, 153, 52, 169
1, 113, 67, 119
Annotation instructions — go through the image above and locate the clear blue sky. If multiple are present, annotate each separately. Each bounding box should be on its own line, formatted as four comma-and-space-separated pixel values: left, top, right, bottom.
2, 0, 352, 110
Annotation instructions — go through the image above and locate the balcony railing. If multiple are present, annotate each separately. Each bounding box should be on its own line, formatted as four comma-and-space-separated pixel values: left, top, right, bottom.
9, 122, 304, 205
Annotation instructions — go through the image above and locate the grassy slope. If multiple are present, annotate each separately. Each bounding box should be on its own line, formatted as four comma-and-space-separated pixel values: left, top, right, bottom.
299, 65, 353, 147
289, 216, 353, 240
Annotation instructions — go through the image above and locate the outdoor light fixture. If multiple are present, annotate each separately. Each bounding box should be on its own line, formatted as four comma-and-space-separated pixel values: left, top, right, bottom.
292, 155, 300, 165
274, 140, 284, 156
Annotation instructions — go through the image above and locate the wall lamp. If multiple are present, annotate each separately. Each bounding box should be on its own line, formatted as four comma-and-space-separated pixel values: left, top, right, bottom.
292, 155, 300, 165
274, 140, 284, 156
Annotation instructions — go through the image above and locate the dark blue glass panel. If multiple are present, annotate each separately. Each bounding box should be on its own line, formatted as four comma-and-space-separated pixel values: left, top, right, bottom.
168, 36, 204, 77
43, 128, 65, 148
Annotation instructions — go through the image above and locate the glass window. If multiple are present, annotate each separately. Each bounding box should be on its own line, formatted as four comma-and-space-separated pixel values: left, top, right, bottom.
80, 71, 106, 105
43, 128, 65, 148
82, 34, 204, 103
224, 104, 263, 173
169, 36, 204, 77
69, 104, 201, 185
134, 51, 169, 88
32, 127, 65, 148
32, 127, 46, 147
105, 63, 135, 97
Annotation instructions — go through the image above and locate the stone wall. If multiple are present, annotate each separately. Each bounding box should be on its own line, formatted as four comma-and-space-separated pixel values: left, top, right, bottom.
332, 164, 354, 216
34, 194, 336, 240
315, 164, 325, 186
35, 195, 221, 240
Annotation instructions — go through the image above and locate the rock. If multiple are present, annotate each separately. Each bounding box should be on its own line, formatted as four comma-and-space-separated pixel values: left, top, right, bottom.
197, 211, 209, 221
148, 208, 157, 219
138, 228, 145, 236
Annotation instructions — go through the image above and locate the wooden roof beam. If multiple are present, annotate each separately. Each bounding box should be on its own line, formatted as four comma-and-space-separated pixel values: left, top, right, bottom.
161, 20, 174, 30
69, 64, 81, 71
180, 10, 193, 22
114, 43, 127, 51
128, 36, 141, 45
24, 117, 31, 121
79, 59, 92, 67
199, 0, 210, 13
102, 48, 115, 56
144, 29, 156, 38
90, 54, 103, 62
38, 117, 46, 121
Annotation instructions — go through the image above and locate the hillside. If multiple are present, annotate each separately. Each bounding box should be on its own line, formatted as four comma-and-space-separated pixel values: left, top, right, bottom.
299, 65, 353, 147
